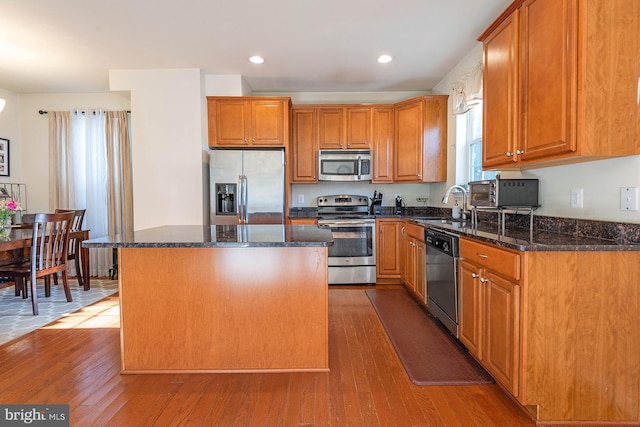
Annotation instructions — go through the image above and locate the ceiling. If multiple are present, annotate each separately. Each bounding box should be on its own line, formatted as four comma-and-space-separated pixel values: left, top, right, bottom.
0, 0, 512, 94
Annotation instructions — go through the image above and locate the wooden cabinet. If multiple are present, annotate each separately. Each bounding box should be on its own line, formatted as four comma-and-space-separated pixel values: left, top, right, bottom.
207, 97, 290, 148
459, 236, 640, 424
318, 107, 371, 149
371, 107, 394, 183
376, 218, 402, 281
288, 218, 317, 225
393, 95, 448, 182
291, 108, 318, 183
480, 0, 640, 169
459, 239, 521, 395
400, 221, 427, 304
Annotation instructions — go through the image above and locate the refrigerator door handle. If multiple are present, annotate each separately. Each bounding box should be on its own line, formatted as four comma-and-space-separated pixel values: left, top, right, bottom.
243, 175, 249, 224
239, 174, 248, 224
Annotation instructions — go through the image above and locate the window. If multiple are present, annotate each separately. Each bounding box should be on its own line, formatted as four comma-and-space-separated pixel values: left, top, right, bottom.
463, 103, 496, 183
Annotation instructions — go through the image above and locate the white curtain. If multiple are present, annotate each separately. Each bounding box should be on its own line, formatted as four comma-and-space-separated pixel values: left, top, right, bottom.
453, 62, 483, 115
49, 109, 132, 278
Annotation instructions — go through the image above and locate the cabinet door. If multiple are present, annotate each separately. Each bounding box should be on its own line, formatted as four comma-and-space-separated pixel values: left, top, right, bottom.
376, 219, 401, 278
318, 108, 344, 149
394, 99, 424, 181
345, 107, 371, 148
458, 260, 483, 357
414, 240, 427, 304
209, 99, 250, 146
519, 0, 578, 161
483, 271, 520, 395
291, 109, 318, 183
251, 100, 285, 146
483, 10, 519, 168
371, 107, 394, 183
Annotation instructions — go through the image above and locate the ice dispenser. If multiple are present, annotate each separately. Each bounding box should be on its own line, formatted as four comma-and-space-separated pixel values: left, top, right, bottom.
216, 183, 236, 215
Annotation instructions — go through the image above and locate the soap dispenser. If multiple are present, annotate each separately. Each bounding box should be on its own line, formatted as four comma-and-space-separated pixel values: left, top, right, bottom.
451, 201, 461, 219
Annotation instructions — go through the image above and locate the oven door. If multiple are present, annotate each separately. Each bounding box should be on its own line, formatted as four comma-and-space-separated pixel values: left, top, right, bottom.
318, 219, 375, 266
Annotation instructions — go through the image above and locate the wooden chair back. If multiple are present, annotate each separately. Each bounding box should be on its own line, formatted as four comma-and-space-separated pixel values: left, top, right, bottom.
31, 212, 74, 274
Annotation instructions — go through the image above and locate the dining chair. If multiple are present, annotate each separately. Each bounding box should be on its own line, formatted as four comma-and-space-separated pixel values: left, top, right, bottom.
0, 212, 74, 315
54, 209, 86, 287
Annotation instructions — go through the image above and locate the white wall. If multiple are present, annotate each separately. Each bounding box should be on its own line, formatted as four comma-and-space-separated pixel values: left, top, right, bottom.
110, 68, 205, 230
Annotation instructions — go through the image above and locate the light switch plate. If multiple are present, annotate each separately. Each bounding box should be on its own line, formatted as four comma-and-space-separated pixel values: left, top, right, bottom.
620, 187, 639, 211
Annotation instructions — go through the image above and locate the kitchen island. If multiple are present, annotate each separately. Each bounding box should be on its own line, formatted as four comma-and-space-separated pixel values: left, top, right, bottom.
83, 224, 333, 373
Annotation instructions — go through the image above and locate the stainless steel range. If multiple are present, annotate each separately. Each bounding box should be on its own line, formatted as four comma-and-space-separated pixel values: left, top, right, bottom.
317, 195, 376, 285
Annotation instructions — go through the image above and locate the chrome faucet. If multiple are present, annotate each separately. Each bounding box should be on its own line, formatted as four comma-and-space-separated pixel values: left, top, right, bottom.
441, 185, 469, 220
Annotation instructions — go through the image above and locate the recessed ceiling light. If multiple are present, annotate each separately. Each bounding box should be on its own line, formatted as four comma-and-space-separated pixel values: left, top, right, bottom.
249, 56, 265, 64
377, 55, 393, 64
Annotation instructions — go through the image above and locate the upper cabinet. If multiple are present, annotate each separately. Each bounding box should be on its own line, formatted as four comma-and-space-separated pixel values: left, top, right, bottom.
207, 97, 291, 148
318, 106, 372, 149
371, 107, 394, 183
290, 107, 319, 183
480, 0, 640, 170
393, 95, 448, 182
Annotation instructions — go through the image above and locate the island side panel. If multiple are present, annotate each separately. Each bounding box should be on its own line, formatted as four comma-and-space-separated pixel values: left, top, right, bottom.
118, 246, 329, 372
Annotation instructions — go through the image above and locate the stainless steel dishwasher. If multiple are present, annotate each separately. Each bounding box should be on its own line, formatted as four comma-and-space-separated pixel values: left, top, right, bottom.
425, 228, 460, 337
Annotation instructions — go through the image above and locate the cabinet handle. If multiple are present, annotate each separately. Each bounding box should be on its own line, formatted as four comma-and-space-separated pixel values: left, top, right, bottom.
471, 273, 479, 278
476, 253, 488, 259
480, 278, 489, 283
516, 149, 524, 155
252, 138, 256, 142
637, 77, 640, 104
506, 152, 514, 157
417, 174, 421, 177
401, 226, 406, 236
347, 143, 351, 147
244, 138, 248, 142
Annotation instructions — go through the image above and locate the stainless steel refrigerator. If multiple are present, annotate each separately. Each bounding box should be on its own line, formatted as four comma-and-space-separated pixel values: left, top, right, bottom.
209, 149, 285, 225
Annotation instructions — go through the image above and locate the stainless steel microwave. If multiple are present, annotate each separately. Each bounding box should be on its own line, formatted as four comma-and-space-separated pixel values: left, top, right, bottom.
469, 178, 539, 208
318, 149, 372, 182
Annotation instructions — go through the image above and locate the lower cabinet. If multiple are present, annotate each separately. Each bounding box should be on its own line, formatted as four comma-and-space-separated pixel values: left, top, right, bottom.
400, 221, 427, 304
459, 236, 640, 424
376, 218, 402, 281
458, 257, 520, 395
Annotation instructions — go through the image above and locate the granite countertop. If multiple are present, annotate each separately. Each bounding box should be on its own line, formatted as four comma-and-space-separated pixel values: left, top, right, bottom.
407, 218, 640, 252
82, 225, 334, 248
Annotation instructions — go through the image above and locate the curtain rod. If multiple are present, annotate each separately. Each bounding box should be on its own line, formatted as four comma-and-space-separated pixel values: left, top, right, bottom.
38, 110, 131, 115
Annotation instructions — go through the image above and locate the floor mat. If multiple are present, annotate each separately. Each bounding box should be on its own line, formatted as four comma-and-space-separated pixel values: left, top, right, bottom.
366, 288, 493, 386
0, 279, 119, 346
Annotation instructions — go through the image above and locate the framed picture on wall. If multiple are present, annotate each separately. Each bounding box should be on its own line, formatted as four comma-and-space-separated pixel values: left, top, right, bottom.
0, 138, 9, 177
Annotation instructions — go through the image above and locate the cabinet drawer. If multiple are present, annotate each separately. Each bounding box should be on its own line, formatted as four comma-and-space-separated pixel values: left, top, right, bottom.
460, 238, 520, 281
403, 222, 425, 242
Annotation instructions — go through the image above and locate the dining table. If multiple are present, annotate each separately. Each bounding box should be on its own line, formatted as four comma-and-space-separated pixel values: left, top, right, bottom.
0, 226, 91, 291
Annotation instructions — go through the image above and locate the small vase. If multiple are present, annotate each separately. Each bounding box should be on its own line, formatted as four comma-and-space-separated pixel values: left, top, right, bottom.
0, 219, 10, 240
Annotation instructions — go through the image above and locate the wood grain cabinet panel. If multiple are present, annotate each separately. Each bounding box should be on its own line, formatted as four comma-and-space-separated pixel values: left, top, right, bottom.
291, 108, 318, 183
393, 96, 447, 182
399, 221, 427, 304
371, 107, 394, 183
376, 219, 402, 280
458, 243, 520, 396
207, 97, 290, 148
459, 236, 640, 423
480, 0, 640, 169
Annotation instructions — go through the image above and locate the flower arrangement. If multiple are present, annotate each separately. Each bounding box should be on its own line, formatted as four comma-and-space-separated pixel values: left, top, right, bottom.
0, 199, 20, 224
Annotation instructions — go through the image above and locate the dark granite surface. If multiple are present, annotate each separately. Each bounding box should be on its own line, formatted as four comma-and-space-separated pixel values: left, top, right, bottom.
289, 206, 640, 252
82, 225, 333, 248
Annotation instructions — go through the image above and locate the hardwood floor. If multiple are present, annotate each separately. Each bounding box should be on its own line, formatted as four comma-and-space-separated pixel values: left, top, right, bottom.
0, 285, 536, 426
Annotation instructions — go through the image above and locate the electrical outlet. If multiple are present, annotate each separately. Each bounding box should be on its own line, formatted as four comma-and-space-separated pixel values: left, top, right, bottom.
298, 194, 304, 204
570, 188, 583, 209
416, 197, 428, 203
